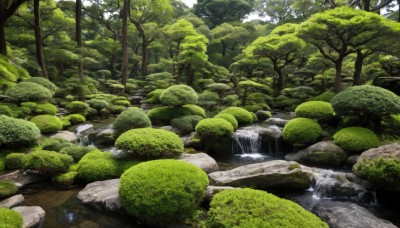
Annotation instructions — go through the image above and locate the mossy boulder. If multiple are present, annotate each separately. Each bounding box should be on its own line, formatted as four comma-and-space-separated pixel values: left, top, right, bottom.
5, 153, 27, 170
195, 118, 234, 138
5, 82, 53, 102
40, 137, 74, 152
0, 208, 23, 228
87, 98, 110, 111
23, 150, 73, 175
65, 114, 86, 124
205, 188, 328, 228
115, 128, 183, 158
170, 115, 203, 135
145, 89, 165, 104
25, 77, 57, 92
113, 108, 151, 137
30, 115, 63, 134
333, 127, 379, 152
77, 150, 119, 183
119, 160, 208, 226
295, 101, 334, 120
0, 180, 18, 198
65, 101, 90, 116
147, 105, 205, 125
60, 145, 96, 162
219, 107, 253, 125
160, 85, 198, 107
283, 118, 322, 145
0, 115, 41, 147
214, 113, 238, 129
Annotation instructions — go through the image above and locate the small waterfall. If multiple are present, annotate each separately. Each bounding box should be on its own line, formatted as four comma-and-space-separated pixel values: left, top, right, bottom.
76, 124, 94, 146
232, 128, 262, 158
312, 170, 335, 199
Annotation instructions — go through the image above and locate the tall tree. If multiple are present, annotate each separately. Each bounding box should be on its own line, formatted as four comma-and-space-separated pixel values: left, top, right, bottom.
76, 0, 84, 83
0, 0, 29, 55
120, 0, 130, 92
33, 0, 48, 79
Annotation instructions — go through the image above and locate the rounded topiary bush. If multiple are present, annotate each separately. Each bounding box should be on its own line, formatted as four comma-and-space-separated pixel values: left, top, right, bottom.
30, 115, 63, 134
219, 107, 253, 125
214, 113, 238, 129
205, 188, 328, 228
119, 160, 208, 226
113, 108, 151, 137
5, 82, 53, 102
77, 150, 119, 183
23, 150, 73, 175
5, 153, 26, 170
195, 118, 234, 138
34, 102, 58, 115
65, 114, 86, 124
0, 115, 41, 147
0, 208, 23, 228
160, 85, 198, 107
115, 128, 183, 158
147, 105, 205, 125
283, 118, 322, 145
333, 127, 379, 152
170, 115, 203, 135
0, 180, 18, 198
87, 98, 110, 111
60, 145, 96, 162
25, 77, 57, 92
41, 138, 74, 152
65, 101, 90, 115
295, 101, 334, 120
145, 89, 165, 104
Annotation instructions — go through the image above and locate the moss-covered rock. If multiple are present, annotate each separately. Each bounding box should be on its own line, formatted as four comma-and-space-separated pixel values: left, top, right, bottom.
119, 160, 208, 226
0, 208, 23, 228
333, 127, 379, 152
34, 102, 58, 115
214, 113, 238, 129
77, 150, 119, 183
160, 85, 198, 107
60, 145, 96, 162
5, 153, 27, 170
283, 118, 322, 145
0, 180, 17, 198
87, 98, 110, 111
40, 137, 74, 152
30, 115, 63, 134
23, 150, 73, 175
115, 128, 183, 158
65, 101, 90, 116
113, 108, 151, 137
0, 115, 41, 147
147, 105, 205, 125
25, 77, 57, 92
65, 114, 86, 124
295, 101, 334, 120
145, 89, 165, 104
195, 118, 234, 138
5, 82, 53, 102
219, 107, 253, 125
170, 115, 203, 135
308, 91, 336, 102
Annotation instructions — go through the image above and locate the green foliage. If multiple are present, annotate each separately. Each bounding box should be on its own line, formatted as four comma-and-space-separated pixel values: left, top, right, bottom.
197, 90, 219, 111
65, 101, 90, 115
0, 156, 5, 172
54, 170, 78, 186
5, 153, 26, 170
113, 108, 151, 137
115, 128, 183, 158
205, 188, 328, 228
0, 180, 18, 198
353, 158, 400, 192
308, 91, 336, 102
0, 103, 30, 118
118, 160, 141, 175
87, 98, 110, 111
195, 118, 234, 138
77, 150, 119, 183
34, 102, 58, 115
119, 160, 208, 225
160, 85, 198, 107
65, 114, 86, 124
0, 208, 23, 228
295, 101, 334, 120
145, 89, 165, 104
23, 150, 73, 175
283, 118, 322, 145
333, 127, 379, 152
113, 99, 130, 107
0, 115, 41, 147
25, 77, 57, 92
108, 105, 125, 114
214, 113, 238, 129
60, 145, 96, 162
219, 107, 253, 125
30, 115, 63, 134
147, 105, 206, 125
171, 115, 204, 135
41, 138, 74, 152
5, 82, 53, 102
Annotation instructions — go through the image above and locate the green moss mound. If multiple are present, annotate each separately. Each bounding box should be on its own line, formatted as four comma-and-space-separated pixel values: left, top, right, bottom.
41, 138, 74, 152
205, 188, 328, 228
60, 145, 96, 162
333, 127, 379, 152
65, 114, 86, 124
160, 85, 198, 107
5, 82, 53, 102
0, 103, 30, 118
0, 115, 41, 147
295, 101, 334, 120
170, 115, 203, 135
283, 118, 322, 145
214, 113, 238, 129
25, 77, 57, 92
77, 150, 119, 183
145, 89, 165, 104
34, 102, 58, 115
195, 118, 234, 138
0, 180, 17, 198
308, 91, 336, 102
5, 153, 26, 170
119, 160, 208, 225
219, 107, 253, 125
113, 108, 151, 137
147, 105, 205, 125
30, 115, 63, 134
65, 101, 90, 116
0, 208, 23, 228
23, 150, 73, 175
87, 98, 110, 111
115, 128, 183, 158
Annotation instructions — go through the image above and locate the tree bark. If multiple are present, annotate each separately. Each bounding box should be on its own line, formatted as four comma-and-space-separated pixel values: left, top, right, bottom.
34, 0, 48, 79
221, 40, 226, 57
76, 0, 84, 83
353, 50, 364, 85
334, 59, 343, 93
141, 40, 148, 76
120, 0, 130, 93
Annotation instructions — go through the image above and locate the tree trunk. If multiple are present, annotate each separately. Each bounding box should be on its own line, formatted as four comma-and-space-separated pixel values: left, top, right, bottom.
334, 60, 343, 93
120, 0, 130, 92
353, 50, 364, 86
76, 0, 84, 83
34, 0, 48, 79
141, 40, 148, 76
398, 0, 400, 22
0, 22, 6, 56
241, 87, 248, 106
186, 64, 195, 86
221, 40, 226, 57
273, 61, 284, 91
363, 0, 371, 11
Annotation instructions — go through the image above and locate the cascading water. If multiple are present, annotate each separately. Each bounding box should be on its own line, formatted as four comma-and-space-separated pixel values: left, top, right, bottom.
76, 124, 94, 146
232, 127, 264, 159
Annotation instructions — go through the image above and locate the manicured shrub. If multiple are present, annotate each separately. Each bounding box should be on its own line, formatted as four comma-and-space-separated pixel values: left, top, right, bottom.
5, 82, 53, 102
41, 138, 74, 152
214, 113, 238, 129
65, 101, 90, 115
113, 108, 151, 137
30, 115, 63, 134
65, 114, 86, 124
145, 89, 165, 104
5, 153, 27, 170
119, 160, 209, 225
0, 180, 17, 198
34, 102, 58, 115
87, 98, 110, 111
308, 91, 336, 102
77, 150, 119, 183
219, 107, 253, 125
25, 77, 57, 92
195, 118, 234, 138
160, 85, 198, 107
333, 127, 379, 152
295, 101, 334, 120
0, 208, 23, 228
60, 145, 95, 162
147, 105, 205, 125
171, 115, 203, 135
205, 188, 328, 228
0, 115, 41, 147
23, 150, 73, 175
283, 118, 322, 145
115, 128, 183, 158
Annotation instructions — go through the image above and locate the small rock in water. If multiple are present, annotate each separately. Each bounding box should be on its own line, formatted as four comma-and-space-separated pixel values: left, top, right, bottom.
266, 118, 289, 127
12, 206, 45, 228
0, 194, 24, 208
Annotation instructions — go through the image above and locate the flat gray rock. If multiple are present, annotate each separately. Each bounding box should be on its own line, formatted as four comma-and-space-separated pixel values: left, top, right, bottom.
13, 206, 45, 228
0, 194, 24, 208
312, 201, 397, 228
51, 131, 77, 142
77, 179, 122, 212
179, 152, 219, 173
